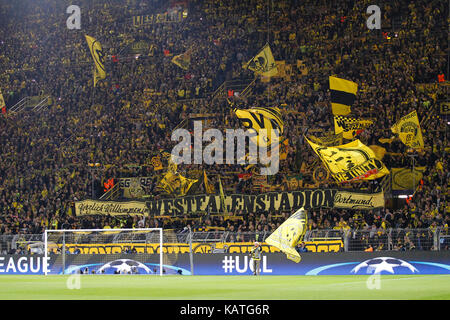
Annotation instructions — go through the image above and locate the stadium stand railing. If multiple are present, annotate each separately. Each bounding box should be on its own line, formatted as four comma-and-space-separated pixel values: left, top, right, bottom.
1, 228, 447, 255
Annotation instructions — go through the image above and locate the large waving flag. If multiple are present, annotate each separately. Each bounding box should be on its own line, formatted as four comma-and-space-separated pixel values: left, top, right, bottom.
85, 35, 106, 87
334, 115, 374, 140
306, 137, 389, 183
171, 48, 192, 70
244, 44, 278, 77
329, 76, 358, 115
391, 110, 424, 149
157, 154, 198, 196
234, 106, 283, 148
265, 208, 307, 263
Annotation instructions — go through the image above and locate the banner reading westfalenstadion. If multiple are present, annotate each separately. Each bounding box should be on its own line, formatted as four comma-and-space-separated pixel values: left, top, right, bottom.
75, 200, 149, 217
146, 190, 385, 216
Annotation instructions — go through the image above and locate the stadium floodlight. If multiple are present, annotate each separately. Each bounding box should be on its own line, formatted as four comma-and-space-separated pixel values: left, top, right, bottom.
44, 228, 163, 276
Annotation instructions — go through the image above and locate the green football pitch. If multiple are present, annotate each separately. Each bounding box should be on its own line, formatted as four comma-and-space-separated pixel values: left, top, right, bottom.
0, 275, 449, 300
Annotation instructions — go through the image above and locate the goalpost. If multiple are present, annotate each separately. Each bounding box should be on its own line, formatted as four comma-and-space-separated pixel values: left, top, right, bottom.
44, 228, 163, 276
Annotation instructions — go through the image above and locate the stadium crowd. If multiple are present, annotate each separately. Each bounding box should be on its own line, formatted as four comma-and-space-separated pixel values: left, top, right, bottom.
0, 0, 448, 250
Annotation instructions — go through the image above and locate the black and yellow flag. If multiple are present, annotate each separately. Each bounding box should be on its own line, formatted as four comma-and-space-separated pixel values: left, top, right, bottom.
391, 110, 424, 149
244, 44, 278, 77
150, 154, 164, 171
329, 76, 358, 115
391, 167, 426, 190
265, 208, 308, 263
203, 170, 215, 194
334, 115, 374, 140
234, 106, 283, 147
308, 132, 343, 146
158, 171, 197, 196
157, 154, 198, 196
171, 48, 192, 70
306, 137, 389, 183
85, 35, 106, 87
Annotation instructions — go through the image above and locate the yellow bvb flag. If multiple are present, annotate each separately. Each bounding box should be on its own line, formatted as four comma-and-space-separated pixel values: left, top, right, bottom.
391, 167, 426, 190
265, 208, 307, 263
243, 43, 278, 77
157, 155, 198, 196
150, 154, 163, 171
234, 106, 283, 148
391, 110, 424, 149
306, 137, 389, 183
85, 35, 106, 87
329, 76, 358, 115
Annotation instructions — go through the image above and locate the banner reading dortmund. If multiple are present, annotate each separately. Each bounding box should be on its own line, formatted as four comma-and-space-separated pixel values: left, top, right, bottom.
265, 208, 307, 263
329, 76, 358, 115
306, 137, 389, 183
244, 44, 278, 77
234, 106, 283, 147
334, 115, 374, 140
391, 110, 424, 149
85, 35, 106, 87
146, 189, 385, 216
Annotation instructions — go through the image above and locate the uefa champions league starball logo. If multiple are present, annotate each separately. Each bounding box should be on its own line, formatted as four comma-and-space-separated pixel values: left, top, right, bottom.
351, 257, 419, 275
97, 259, 153, 274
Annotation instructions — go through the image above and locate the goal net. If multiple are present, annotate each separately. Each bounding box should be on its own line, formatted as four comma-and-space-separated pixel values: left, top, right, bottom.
44, 228, 168, 275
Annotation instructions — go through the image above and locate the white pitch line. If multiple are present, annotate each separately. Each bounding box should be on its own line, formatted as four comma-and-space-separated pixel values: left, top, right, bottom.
321, 274, 450, 288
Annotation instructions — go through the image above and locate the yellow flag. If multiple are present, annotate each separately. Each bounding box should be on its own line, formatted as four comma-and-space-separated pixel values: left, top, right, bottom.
265, 208, 307, 263
244, 44, 278, 77
203, 170, 215, 194
378, 137, 395, 144
308, 132, 343, 146
391, 110, 424, 149
0, 89, 5, 109
391, 167, 426, 190
178, 175, 198, 196
329, 76, 358, 115
234, 107, 283, 147
306, 137, 389, 183
85, 35, 106, 87
334, 115, 374, 140
171, 48, 192, 70
158, 171, 197, 196
369, 145, 387, 161
151, 155, 163, 171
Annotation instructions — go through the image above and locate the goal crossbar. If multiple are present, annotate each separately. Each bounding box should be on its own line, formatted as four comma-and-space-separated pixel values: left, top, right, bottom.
44, 228, 164, 276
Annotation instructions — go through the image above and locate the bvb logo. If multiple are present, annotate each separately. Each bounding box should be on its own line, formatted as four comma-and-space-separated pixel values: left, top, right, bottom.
249, 56, 268, 73
281, 222, 301, 244
313, 166, 329, 183
400, 122, 418, 136
129, 179, 144, 198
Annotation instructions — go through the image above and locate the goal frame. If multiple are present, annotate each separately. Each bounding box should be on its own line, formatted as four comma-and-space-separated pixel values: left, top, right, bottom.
44, 228, 164, 276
